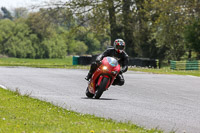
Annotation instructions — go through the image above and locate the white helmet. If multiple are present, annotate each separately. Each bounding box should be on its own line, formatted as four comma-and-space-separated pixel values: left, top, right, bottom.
113, 39, 125, 53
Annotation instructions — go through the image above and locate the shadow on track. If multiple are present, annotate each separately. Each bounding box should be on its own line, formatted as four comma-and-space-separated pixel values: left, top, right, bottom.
81, 97, 118, 101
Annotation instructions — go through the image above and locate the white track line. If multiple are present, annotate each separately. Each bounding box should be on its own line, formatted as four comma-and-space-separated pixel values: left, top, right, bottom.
0, 85, 7, 89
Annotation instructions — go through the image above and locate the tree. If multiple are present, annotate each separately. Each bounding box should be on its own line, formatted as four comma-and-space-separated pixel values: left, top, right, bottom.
1, 7, 13, 20
184, 19, 200, 59
40, 36, 67, 58
62, 0, 138, 56
0, 19, 15, 54
74, 27, 101, 54
0, 19, 36, 58
106, 0, 118, 45
142, 0, 188, 60
26, 11, 70, 58
26, 11, 55, 40
182, 0, 200, 59
122, 0, 136, 57
46, 8, 76, 29
0, 12, 3, 19
14, 7, 28, 19
68, 40, 88, 55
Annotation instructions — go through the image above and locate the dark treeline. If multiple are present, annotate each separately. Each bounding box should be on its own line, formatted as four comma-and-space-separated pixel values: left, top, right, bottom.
0, 0, 200, 62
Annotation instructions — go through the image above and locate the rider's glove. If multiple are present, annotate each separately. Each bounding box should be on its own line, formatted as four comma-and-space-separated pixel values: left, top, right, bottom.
96, 60, 102, 65
119, 70, 123, 74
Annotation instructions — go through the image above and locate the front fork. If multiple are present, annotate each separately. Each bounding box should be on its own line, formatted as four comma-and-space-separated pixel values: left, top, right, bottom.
97, 75, 110, 90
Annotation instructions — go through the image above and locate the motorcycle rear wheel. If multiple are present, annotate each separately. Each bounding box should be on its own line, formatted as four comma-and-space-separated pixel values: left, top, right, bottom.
94, 77, 109, 99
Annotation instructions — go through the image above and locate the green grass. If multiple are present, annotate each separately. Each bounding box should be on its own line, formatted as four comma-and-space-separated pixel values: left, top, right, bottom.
0, 57, 91, 69
0, 88, 162, 133
0, 57, 72, 68
129, 67, 200, 77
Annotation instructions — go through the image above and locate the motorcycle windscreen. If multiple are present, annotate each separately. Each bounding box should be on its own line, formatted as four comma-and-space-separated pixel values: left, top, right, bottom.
106, 57, 118, 67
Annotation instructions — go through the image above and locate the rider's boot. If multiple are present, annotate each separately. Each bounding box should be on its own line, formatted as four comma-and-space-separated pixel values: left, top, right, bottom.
85, 62, 98, 81
85, 72, 92, 81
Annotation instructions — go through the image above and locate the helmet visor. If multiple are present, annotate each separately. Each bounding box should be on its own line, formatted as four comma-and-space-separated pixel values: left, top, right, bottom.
116, 45, 124, 50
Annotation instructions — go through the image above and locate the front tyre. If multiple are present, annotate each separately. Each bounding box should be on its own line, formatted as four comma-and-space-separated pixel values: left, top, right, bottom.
94, 77, 109, 99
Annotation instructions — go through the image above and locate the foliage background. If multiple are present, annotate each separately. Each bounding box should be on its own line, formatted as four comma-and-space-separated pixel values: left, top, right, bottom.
0, 0, 200, 62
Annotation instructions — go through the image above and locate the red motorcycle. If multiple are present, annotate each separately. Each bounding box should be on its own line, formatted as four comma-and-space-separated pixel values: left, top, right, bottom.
86, 56, 120, 99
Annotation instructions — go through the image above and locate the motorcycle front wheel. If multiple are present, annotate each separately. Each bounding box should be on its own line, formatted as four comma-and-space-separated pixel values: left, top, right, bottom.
94, 77, 109, 99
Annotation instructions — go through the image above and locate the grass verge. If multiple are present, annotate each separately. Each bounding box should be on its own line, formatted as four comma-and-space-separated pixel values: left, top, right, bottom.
0, 57, 90, 69
129, 67, 200, 77
0, 57, 72, 68
0, 88, 162, 133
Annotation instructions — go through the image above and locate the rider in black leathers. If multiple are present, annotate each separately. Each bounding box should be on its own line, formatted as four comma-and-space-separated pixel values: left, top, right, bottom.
85, 39, 129, 86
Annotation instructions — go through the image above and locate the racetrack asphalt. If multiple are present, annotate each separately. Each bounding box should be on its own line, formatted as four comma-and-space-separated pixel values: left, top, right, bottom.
0, 66, 200, 133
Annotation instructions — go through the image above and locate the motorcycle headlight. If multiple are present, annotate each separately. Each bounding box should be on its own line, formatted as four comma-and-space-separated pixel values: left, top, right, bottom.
102, 66, 108, 71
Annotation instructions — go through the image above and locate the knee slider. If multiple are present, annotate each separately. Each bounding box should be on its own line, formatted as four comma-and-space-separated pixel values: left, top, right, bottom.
119, 79, 124, 86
